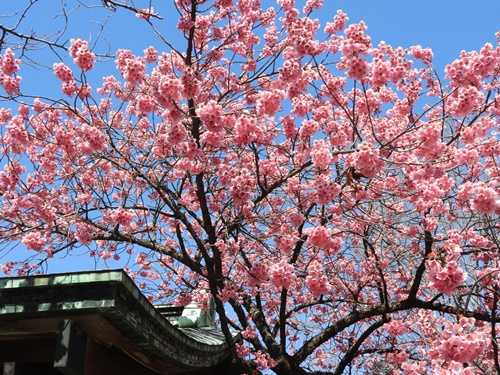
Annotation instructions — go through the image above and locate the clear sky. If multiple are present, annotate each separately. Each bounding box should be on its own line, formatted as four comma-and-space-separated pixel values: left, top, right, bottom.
1, 0, 500, 274
332, 0, 500, 72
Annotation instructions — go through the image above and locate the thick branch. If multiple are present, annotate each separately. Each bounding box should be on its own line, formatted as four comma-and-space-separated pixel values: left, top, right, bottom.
293, 297, 499, 365
333, 319, 385, 375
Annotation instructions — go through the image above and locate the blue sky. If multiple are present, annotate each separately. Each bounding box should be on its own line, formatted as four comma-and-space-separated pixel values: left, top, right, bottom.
1, 0, 500, 274
333, 0, 500, 72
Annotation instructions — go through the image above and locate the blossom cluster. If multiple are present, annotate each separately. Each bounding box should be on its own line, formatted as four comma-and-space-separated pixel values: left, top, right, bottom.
69, 39, 95, 71
197, 100, 225, 132
116, 49, 147, 85
247, 261, 269, 285
426, 259, 467, 295
0, 49, 21, 95
53, 63, 79, 97
228, 168, 256, 207
269, 260, 296, 289
136, 7, 155, 20
428, 318, 487, 366
345, 142, 385, 178
305, 261, 331, 298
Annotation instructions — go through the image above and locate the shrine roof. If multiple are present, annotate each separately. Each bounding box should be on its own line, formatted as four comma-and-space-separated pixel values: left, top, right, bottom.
0, 269, 239, 373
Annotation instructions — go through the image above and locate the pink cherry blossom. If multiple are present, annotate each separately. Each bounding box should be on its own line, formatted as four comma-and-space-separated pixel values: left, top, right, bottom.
0, 49, 20, 76
310, 140, 334, 169
426, 259, 467, 295
305, 261, 331, 297
345, 141, 385, 178
247, 261, 269, 285
229, 168, 256, 206
69, 39, 95, 71
21, 232, 45, 252
469, 182, 500, 214
53, 63, 74, 82
256, 89, 286, 116
269, 260, 296, 289
197, 100, 225, 132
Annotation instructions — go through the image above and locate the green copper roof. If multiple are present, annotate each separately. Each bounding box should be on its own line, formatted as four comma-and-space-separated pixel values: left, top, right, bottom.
0, 269, 240, 370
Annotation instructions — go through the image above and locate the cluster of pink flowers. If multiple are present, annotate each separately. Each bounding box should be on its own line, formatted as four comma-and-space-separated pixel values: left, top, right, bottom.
181, 67, 201, 99
0, 261, 16, 275
228, 168, 256, 206
369, 59, 392, 88
469, 182, 500, 214
287, 17, 322, 56
192, 289, 212, 312
235, 342, 250, 359
461, 116, 495, 144
428, 318, 487, 365
0, 161, 23, 192
197, 100, 225, 132
310, 140, 334, 169
165, 123, 188, 146
269, 260, 296, 289
0, 49, 21, 95
383, 319, 408, 337
53, 63, 79, 97
324, 10, 348, 34
409, 45, 434, 64
253, 350, 277, 371
298, 119, 320, 140
156, 75, 183, 105
143, 46, 158, 64
234, 116, 257, 145
115, 49, 147, 85
445, 43, 500, 89
241, 326, 259, 340
53, 63, 73, 82
173, 293, 192, 307
69, 39, 95, 71
74, 221, 94, 245
340, 54, 369, 81
426, 259, 466, 295
416, 121, 446, 160
133, 94, 156, 116
306, 225, 333, 248
453, 148, 479, 165
405, 164, 455, 214
302, 0, 323, 13
450, 85, 483, 116
0, 48, 20, 76
345, 141, 385, 178
135, 251, 152, 271
278, 58, 303, 84
342, 22, 371, 55
103, 207, 136, 227
21, 232, 45, 252
337, 21, 371, 80
305, 261, 331, 298
256, 89, 286, 116
77, 123, 107, 153
313, 174, 341, 205
477, 267, 499, 287
248, 261, 269, 285
55, 42, 96, 97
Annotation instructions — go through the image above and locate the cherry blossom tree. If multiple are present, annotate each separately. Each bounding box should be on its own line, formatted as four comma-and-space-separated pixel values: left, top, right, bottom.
1, 0, 500, 374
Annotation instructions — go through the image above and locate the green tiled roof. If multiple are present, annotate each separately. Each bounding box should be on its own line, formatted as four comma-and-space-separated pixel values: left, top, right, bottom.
0, 269, 239, 369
